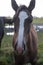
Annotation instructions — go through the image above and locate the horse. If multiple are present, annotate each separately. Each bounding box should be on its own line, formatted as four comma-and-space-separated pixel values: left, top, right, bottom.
0, 17, 4, 48
0, 17, 12, 48
11, 0, 38, 65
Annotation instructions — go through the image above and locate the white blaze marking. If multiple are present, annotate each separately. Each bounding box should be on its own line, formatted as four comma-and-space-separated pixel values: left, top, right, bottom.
17, 11, 28, 48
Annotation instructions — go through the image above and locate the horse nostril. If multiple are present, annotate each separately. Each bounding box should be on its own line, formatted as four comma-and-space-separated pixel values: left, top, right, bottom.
15, 42, 18, 50
23, 42, 25, 51
17, 47, 23, 55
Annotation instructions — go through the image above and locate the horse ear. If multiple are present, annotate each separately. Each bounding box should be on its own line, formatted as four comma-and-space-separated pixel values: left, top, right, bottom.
28, 0, 35, 12
11, 0, 19, 12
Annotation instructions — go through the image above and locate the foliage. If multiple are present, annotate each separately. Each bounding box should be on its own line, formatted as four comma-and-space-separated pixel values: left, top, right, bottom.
33, 18, 43, 24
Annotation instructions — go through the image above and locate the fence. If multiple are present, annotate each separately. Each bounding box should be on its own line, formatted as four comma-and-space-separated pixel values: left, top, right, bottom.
4, 25, 14, 35
4, 24, 43, 36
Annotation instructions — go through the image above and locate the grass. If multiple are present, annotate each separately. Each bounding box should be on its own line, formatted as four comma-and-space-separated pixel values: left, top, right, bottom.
37, 32, 43, 65
1, 35, 13, 48
0, 18, 43, 65
0, 32, 43, 65
0, 35, 14, 65
33, 18, 43, 24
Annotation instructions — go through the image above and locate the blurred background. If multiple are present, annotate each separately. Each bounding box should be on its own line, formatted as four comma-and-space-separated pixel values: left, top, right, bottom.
0, 0, 43, 65
0, 0, 43, 17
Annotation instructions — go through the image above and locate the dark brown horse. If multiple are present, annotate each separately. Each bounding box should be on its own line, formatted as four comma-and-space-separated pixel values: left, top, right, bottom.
0, 17, 12, 48
11, 0, 38, 65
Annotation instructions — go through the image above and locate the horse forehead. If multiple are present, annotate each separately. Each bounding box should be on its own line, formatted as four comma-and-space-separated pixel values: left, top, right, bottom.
18, 11, 28, 20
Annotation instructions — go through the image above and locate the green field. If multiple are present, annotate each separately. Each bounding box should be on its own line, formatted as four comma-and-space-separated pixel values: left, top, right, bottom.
0, 18, 43, 65
33, 18, 43, 24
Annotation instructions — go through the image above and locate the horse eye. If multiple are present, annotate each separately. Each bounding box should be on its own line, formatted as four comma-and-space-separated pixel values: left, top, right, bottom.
14, 28, 17, 33
14, 27, 19, 33
25, 18, 31, 23
25, 18, 29, 22
14, 29, 16, 32
25, 16, 33, 23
